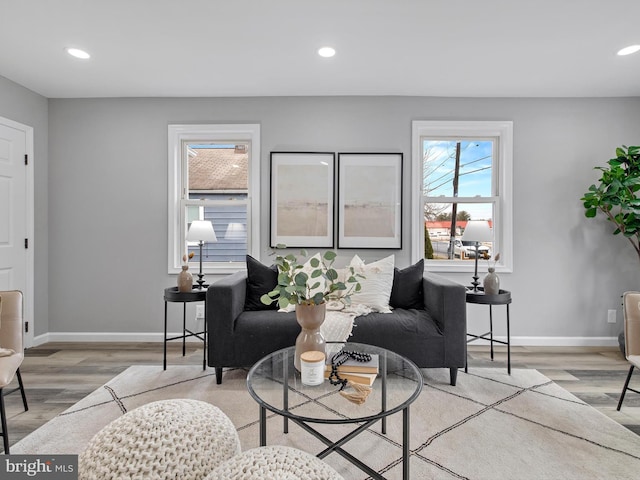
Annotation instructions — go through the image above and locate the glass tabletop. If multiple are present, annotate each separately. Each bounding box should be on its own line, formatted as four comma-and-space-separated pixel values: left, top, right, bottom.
247, 342, 423, 425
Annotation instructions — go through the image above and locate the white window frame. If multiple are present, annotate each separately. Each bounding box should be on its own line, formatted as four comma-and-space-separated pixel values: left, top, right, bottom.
411, 120, 513, 273
168, 124, 260, 274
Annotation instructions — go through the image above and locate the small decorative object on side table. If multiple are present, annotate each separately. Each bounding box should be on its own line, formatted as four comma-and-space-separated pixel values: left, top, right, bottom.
465, 287, 512, 374
483, 268, 500, 295
483, 252, 501, 295
163, 286, 207, 370
177, 253, 194, 292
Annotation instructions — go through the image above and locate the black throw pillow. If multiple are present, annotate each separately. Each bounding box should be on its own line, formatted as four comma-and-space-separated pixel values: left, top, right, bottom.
244, 255, 279, 311
389, 259, 424, 310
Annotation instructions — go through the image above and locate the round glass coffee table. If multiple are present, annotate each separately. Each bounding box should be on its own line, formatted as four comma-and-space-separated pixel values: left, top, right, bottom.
247, 342, 423, 480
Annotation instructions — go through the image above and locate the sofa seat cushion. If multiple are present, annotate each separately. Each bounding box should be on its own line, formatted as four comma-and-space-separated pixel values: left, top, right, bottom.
352, 309, 441, 338
229, 311, 300, 365
349, 309, 444, 367
228, 308, 445, 370
235, 310, 298, 331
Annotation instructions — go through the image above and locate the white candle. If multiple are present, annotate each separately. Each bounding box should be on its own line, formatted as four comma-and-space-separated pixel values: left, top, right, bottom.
300, 351, 325, 386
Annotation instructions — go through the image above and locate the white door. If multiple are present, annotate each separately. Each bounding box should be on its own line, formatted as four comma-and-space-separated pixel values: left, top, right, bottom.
0, 116, 33, 346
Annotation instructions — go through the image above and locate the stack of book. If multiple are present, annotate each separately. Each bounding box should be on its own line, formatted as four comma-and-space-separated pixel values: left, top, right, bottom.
324, 353, 379, 386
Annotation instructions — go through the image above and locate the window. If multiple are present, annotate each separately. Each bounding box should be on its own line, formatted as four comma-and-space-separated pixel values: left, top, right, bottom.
168, 124, 260, 274
411, 121, 513, 272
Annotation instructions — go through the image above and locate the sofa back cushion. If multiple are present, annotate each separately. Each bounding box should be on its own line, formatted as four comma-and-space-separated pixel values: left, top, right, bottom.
389, 259, 424, 310
245, 255, 279, 311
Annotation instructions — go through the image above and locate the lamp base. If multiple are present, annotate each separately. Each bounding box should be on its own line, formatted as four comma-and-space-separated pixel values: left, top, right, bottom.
196, 241, 206, 289
471, 241, 480, 292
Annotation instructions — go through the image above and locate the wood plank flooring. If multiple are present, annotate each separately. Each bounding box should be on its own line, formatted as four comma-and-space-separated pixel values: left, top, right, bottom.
2, 342, 639, 452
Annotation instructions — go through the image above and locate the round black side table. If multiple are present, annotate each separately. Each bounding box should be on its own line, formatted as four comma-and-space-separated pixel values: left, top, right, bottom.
465, 288, 512, 374
163, 286, 207, 370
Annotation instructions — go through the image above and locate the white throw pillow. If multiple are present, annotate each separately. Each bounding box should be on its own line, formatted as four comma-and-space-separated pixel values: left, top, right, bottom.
348, 254, 395, 313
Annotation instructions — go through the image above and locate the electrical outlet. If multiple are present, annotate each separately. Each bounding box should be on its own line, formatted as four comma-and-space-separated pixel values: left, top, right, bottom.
607, 309, 616, 324
196, 305, 205, 320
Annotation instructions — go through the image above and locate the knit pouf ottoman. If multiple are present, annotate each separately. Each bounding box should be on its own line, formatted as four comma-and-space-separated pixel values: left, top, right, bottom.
206, 445, 345, 480
79, 399, 241, 480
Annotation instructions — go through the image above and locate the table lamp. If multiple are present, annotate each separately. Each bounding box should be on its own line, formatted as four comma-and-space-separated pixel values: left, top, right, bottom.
460, 220, 492, 292
224, 222, 246, 240
186, 220, 217, 289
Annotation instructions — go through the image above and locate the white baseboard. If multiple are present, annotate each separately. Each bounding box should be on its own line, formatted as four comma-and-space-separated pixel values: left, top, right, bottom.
32, 332, 201, 346
32, 333, 620, 348
468, 336, 619, 347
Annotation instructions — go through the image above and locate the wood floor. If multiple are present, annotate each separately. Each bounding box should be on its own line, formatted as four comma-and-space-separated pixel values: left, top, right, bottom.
2, 342, 639, 452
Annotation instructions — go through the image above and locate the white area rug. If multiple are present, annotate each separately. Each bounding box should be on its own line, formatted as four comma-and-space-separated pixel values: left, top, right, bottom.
13, 366, 640, 479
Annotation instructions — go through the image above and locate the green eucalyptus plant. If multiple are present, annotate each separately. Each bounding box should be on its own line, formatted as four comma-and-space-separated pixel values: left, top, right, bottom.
581, 145, 640, 261
260, 246, 363, 309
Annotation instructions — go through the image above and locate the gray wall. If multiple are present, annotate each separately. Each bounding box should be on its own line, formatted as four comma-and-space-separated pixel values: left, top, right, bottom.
22, 95, 640, 342
0, 75, 49, 336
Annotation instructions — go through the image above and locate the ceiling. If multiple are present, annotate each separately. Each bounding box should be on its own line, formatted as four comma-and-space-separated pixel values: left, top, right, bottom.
1, 0, 639, 99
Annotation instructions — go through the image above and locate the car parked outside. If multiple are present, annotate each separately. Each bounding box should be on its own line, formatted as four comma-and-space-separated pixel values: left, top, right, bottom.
453, 239, 491, 259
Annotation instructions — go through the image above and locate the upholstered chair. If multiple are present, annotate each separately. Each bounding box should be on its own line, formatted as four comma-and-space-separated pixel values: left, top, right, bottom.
617, 291, 640, 411
0, 290, 29, 453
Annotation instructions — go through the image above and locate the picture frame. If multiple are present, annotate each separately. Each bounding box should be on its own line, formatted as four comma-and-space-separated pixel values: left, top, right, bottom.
337, 152, 403, 249
270, 152, 335, 248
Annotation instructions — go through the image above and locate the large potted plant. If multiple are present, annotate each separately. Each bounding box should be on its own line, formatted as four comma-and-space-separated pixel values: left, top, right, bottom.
260, 247, 363, 369
581, 145, 640, 352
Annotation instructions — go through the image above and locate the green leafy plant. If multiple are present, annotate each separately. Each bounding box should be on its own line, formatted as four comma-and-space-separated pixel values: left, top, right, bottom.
581, 145, 640, 261
260, 246, 363, 309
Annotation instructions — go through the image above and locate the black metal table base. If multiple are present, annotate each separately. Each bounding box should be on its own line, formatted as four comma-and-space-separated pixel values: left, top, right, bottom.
259, 405, 411, 480
465, 299, 511, 375
249, 343, 421, 480
163, 286, 207, 370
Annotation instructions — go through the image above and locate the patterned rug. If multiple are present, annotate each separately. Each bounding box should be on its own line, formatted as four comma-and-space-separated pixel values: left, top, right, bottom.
12, 366, 640, 479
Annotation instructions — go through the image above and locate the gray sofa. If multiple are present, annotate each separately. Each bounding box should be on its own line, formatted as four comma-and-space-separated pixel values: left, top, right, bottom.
206, 259, 467, 386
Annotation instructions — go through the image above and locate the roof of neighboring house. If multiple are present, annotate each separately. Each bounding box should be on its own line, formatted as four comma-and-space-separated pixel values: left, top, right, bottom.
189, 148, 248, 191
426, 220, 493, 229
426, 221, 456, 229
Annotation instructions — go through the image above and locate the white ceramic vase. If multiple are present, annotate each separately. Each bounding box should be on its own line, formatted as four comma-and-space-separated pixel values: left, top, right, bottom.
483, 267, 500, 295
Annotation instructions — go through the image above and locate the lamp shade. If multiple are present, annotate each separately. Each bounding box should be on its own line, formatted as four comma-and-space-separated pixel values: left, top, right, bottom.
224, 222, 246, 240
186, 220, 217, 242
461, 220, 492, 242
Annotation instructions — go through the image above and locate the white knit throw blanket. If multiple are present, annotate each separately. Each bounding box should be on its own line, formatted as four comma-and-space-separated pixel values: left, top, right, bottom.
320, 302, 373, 358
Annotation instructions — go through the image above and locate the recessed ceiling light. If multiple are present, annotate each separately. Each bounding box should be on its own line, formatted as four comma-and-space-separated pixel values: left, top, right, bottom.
66, 47, 91, 59
617, 45, 640, 56
318, 47, 336, 58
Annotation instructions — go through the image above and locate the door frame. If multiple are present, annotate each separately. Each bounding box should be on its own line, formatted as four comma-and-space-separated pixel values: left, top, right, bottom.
0, 115, 34, 347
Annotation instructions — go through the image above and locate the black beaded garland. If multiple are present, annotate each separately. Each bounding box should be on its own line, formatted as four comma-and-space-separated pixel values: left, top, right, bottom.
328, 350, 372, 391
